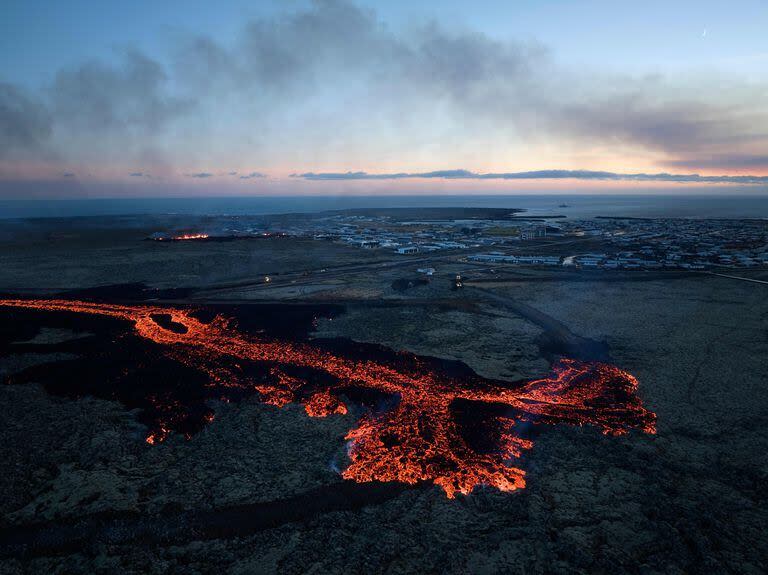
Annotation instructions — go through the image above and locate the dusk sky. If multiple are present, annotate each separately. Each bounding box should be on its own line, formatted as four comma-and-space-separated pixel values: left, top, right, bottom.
1, 0, 767, 197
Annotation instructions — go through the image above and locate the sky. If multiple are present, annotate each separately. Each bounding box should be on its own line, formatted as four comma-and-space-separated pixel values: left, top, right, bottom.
1, 0, 766, 198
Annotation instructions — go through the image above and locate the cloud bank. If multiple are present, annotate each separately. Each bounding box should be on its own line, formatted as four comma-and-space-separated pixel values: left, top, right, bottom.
296, 169, 768, 184
0, 83, 52, 159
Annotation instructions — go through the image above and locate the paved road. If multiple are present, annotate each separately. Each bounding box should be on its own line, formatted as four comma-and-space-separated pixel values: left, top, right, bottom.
468, 286, 610, 361
702, 271, 768, 285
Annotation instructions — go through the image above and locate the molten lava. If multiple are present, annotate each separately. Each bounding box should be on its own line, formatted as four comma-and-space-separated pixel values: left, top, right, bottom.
153, 233, 209, 241
0, 298, 656, 498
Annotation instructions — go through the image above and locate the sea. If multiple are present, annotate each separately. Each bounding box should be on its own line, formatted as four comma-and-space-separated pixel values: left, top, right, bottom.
0, 195, 766, 220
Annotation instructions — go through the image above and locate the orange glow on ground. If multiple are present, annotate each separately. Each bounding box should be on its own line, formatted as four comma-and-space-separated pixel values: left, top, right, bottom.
0, 298, 656, 498
153, 233, 209, 241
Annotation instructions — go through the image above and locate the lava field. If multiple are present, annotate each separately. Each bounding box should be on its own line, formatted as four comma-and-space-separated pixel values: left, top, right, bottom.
0, 298, 656, 498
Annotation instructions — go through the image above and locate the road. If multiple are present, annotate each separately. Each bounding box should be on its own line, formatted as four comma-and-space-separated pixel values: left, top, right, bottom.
702, 271, 768, 285
468, 287, 610, 361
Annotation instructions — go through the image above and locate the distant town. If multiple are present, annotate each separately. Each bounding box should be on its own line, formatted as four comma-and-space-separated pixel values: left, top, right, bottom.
150, 212, 768, 272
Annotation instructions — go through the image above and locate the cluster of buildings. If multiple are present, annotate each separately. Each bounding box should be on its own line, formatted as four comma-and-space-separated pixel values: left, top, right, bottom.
314, 216, 473, 253
571, 218, 768, 270
469, 218, 768, 270
311, 214, 556, 254
147, 212, 768, 272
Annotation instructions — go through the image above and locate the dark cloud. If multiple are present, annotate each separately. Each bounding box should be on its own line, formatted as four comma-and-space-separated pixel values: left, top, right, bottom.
549, 96, 767, 160
296, 169, 768, 184
167, 0, 766, 167
235, 0, 393, 91
0, 83, 52, 158
186, 172, 214, 178
661, 154, 768, 171
2, 50, 192, 168
51, 51, 191, 133
239, 171, 266, 179
174, 0, 545, 114
61, 172, 76, 178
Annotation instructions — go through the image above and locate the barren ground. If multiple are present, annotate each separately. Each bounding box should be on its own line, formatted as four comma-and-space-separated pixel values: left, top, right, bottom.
0, 217, 766, 574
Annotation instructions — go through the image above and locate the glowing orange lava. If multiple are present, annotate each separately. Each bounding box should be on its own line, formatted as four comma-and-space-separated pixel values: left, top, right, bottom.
0, 298, 656, 498
154, 234, 209, 241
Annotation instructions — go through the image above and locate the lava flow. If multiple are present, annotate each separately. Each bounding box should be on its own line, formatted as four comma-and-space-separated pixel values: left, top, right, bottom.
154, 233, 209, 241
0, 298, 656, 498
